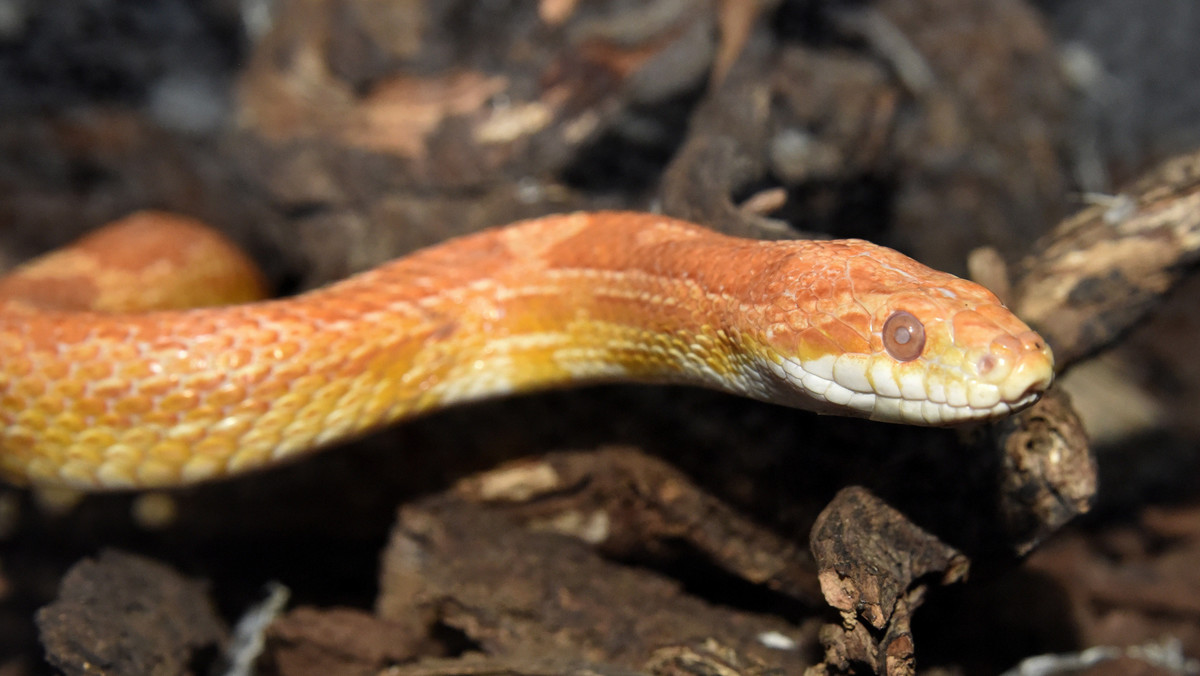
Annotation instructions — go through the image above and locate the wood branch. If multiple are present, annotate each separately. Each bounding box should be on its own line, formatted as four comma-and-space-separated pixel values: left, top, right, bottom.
1014, 148, 1200, 370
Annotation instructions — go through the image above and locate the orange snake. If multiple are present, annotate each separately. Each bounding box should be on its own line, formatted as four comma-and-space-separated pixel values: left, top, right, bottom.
0, 211, 1053, 489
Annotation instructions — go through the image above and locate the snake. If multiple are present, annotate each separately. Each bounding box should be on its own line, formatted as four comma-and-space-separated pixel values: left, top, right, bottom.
0, 210, 1053, 490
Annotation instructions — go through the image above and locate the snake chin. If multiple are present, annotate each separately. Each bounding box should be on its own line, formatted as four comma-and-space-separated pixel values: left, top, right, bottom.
765, 347, 1052, 427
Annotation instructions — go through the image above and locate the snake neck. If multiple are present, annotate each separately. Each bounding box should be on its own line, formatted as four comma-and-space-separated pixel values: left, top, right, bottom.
296, 220, 781, 416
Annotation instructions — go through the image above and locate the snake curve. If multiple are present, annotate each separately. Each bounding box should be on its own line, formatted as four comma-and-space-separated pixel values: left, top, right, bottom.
0, 211, 1054, 489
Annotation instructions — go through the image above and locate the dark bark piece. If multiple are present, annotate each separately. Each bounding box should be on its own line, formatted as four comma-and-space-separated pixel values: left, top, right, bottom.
376, 498, 816, 671
659, 53, 794, 239
35, 549, 226, 676
453, 447, 823, 605
875, 0, 1071, 273
810, 487, 968, 676
236, 0, 709, 189
1014, 147, 1200, 370
993, 387, 1096, 556
661, 27, 897, 241
1024, 523, 1200, 661
220, 0, 737, 289
260, 606, 429, 676
663, 0, 1070, 272
384, 654, 649, 676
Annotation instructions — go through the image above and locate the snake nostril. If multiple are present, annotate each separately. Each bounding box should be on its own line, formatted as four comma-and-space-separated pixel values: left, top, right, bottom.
1017, 330, 1045, 353
978, 354, 997, 375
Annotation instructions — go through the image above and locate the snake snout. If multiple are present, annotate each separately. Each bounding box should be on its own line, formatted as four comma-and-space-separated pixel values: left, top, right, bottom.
975, 330, 1055, 405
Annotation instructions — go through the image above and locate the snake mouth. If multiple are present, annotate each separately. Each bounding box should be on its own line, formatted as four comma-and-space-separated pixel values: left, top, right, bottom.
975, 330, 1055, 407
860, 338, 1054, 425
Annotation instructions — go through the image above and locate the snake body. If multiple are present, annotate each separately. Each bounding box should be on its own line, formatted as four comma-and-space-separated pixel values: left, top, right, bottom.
0, 211, 1053, 489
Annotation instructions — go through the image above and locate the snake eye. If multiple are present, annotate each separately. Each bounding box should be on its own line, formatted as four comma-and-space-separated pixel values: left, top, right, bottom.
883, 311, 925, 362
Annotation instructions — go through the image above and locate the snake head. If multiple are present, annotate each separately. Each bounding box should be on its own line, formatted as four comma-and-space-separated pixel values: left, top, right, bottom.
758, 240, 1054, 425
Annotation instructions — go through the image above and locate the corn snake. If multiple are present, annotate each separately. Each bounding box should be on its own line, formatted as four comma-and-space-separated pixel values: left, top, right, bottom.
0, 211, 1053, 489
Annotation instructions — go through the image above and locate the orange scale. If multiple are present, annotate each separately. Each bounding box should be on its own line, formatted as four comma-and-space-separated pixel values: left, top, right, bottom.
271, 360, 314, 383
207, 382, 247, 409
197, 330, 238, 351
0, 326, 22, 347
139, 409, 182, 428
243, 377, 290, 403
182, 405, 223, 426
5, 355, 34, 379
120, 426, 163, 451
836, 311, 872, 335
164, 421, 208, 445
113, 395, 154, 419
158, 389, 199, 415
87, 321, 134, 343
0, 395, 22, 416
213, 347, 255, 371
229, 364, 271, 391
116, 359, 160, 382
38, 358, 72, 382
246, 408, 298, 439
74, 360, 113, 381
792, 327, 844, 362
242, 324, 282, 348
94, 410, 131, 429
287, 377, 329, 403
13, 373, 45, 400
186, 369, 228, 394
177, 315, 220, 339
52, 375, 86, 399
43, 319, 87, 345
75, 396, 109, 418
815, 317, 870, 353
2, 423, 37, 451
191, 434, 237, 460
262, 340, 302, 362
143, 330, 188, 352
49, 411, 87, 434
303, 330, 338, 351
273, 316, 316, 339
136, 373, 179, 399
74, 427, 117, 452
13, 406, 47, 430
34, 395, 66, 417
90, 379, 133, 401
338, 344, 382, 376
147, 439, 191, 466
210, 414, 254, 438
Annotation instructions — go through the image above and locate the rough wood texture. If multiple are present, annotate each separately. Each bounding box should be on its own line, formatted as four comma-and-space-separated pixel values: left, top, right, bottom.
810, 487, 969, 676
1014, 148, 1200, 370
454, 447, 824, 605
376, 497, 816, 672
36, 550, 226, 676
994, 387, 1095, 556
